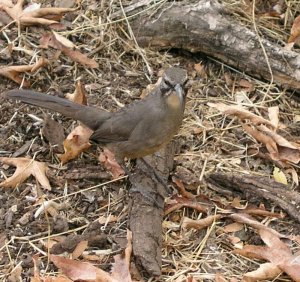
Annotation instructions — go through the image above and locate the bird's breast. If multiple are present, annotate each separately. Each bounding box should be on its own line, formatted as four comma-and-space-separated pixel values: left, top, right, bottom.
165, 92, 183, 111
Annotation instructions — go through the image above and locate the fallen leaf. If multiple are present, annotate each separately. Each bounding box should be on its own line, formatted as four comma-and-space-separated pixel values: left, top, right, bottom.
40, 31, 99, 68
287, 15, 300, 49
181, 215, 222, 230
242, 123, 278, 154
231, 197, 246, 209
229, 234, 242, 245
0, 57, 48, 86
243, 262, 282, 281
211, 103, 300, 165
72, 240, 88, 259
0, 157, 51, 190
7, 265, 22, 282
99, 148, 125, 179
273, 167, 288, 185
111, 230, 132, 282
51, 255, 110, 281
268, 106, 279, 129
50, 230, 133, 282
52, 30, 75, 48
223, 222, 244, 233
58, 125, 93, 164
234, 229, 300, 281
227, 213, 290, 239
208, 103, 275, 129
165, 195, 208, 215
0, 0, 75, 26
172, 176, 195, 199
194, 62, 207, 78
65, 80, 87, 105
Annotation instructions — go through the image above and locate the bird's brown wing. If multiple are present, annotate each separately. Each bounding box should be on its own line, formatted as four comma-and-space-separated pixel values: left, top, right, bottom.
90, 94, 163, 144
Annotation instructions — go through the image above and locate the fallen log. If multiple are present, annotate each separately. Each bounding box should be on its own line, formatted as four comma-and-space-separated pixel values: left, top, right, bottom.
128, 142, 177, 276
129, 0, 300, 91
206, 172, 300, 223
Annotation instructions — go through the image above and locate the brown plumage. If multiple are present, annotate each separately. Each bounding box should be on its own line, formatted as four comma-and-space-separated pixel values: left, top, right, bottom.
4, 67, 188, 160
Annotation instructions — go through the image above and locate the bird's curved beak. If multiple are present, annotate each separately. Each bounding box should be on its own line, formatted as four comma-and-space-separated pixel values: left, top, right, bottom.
175, 84, 185, 104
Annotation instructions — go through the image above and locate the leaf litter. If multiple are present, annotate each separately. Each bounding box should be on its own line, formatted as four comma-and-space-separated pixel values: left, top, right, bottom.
0, 0, 300, 281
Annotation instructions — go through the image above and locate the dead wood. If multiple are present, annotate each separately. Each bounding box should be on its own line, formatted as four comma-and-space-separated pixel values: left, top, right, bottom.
130, 0, 300, 91
206, 172, 300, 223
128, 142, 177, 276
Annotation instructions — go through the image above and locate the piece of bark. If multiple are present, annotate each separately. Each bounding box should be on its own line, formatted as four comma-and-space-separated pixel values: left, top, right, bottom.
128, 142, 177, 276
63, 167, 111, 180
206, 173, 300, 223
130, 0, 300, 91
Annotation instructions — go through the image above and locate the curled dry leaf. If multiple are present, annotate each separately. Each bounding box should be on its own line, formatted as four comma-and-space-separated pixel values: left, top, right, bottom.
164, 195, 208, 215
227, 213, 290, 239
58, 125, 93, 164
208, 103, 275, 129
210, 102, 300, 165
181, 215, 222, 230
0, 57, 48, 86
0, 157, 51, 190
242, 124, 278, 154
65, 80, 87, 105
0, 0, 76, 26
172, 176, 195, 199
258, 125, 300, 164
40, 31, 99, 68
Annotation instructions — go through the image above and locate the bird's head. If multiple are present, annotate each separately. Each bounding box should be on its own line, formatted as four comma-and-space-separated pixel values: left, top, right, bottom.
160, 67, 188, 110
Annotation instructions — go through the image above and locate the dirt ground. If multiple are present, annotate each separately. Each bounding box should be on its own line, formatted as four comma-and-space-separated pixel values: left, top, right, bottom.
0, 0, 300, 281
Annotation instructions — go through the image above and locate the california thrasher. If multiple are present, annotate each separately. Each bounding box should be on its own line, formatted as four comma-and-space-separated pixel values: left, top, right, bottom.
4, 67, 188, 160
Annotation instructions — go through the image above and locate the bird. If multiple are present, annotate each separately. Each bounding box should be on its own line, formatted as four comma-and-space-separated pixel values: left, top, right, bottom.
3, 67, 188, 161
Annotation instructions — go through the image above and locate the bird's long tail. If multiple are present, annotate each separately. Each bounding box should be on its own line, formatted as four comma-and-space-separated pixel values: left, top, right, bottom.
4, 89, 111, 130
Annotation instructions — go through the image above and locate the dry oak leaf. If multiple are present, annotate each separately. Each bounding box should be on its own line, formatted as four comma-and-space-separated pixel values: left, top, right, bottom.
0, 57, 48, 86
50, 230, 133, 282
40, 31, 99, 68
234, 229, 300, 281
0, 157, 51, 190
0, 0, 75, 26
58, 125, 93, 164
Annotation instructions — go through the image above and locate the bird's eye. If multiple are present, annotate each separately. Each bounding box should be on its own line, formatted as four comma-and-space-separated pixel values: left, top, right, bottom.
160, 80, 171, 93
